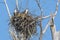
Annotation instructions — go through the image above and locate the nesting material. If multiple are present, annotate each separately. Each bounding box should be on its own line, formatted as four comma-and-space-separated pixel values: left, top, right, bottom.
10, 10, 36, 39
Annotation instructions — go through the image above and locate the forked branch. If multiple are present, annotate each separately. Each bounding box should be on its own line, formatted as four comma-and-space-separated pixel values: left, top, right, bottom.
42, 0, 60, 34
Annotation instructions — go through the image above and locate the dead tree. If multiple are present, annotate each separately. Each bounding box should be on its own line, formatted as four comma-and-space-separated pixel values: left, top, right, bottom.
50, 13, 60, 40
49, 0, 60, 40
49, 0, 60, 39
4, 0, 60, 40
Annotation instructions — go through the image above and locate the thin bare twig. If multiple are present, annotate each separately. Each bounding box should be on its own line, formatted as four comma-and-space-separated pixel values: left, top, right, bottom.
35, 0, 43, 14
4, 0, 11, 18
16, 0, 19, 10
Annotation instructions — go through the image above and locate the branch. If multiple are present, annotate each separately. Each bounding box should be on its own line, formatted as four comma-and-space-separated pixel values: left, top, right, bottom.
42, 0, 60, 34
35, 0, 43, 14
4, 0, 11, 18
42, 13, 57, 34
54, 0, 60, 16
39, 14, 43, 40
16, 0, 19, 10
9, 27, 19, 40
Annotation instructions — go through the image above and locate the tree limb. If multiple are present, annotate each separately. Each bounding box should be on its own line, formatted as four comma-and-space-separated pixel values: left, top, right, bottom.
42, 0, 60, 34
16, 0, 19, 10
4, 0, 11, 18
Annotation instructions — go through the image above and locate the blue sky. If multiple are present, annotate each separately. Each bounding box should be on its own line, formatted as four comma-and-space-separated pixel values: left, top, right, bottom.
0, 0, 60, 40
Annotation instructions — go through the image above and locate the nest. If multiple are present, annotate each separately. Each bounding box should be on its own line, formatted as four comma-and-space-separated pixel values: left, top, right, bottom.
10, 11, 36, 39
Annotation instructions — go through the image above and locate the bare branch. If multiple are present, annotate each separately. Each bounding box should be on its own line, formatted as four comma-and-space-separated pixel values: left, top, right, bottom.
50, 1, 60, 40
54, 0, 60, 15
42, 13, 57, 34
16, 0, 19, 10
39, 14, 43, 40
9, 27, 19, 40
4, 0, 11, 18
42, 20, 50, 34
35, 0, 43, 14
42, 0, 60, 34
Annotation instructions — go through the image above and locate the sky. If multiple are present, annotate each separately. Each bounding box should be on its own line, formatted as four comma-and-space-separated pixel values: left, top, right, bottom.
0, 0, 60, 40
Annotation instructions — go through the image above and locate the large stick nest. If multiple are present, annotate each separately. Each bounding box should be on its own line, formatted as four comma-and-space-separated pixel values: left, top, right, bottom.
10, 10, 37, 39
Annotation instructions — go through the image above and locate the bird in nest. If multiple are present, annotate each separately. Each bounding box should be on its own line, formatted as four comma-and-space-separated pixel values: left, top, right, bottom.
10, 9, 37, 39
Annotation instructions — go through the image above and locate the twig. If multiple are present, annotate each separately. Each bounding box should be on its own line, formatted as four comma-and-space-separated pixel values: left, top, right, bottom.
35, 0, 43, 14
9, 27, 19, 40
4, 0, 11, 18
16, 0, 19, 10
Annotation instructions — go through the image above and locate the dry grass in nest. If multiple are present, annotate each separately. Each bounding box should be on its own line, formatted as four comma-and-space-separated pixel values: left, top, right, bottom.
10, 11, 37, 39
